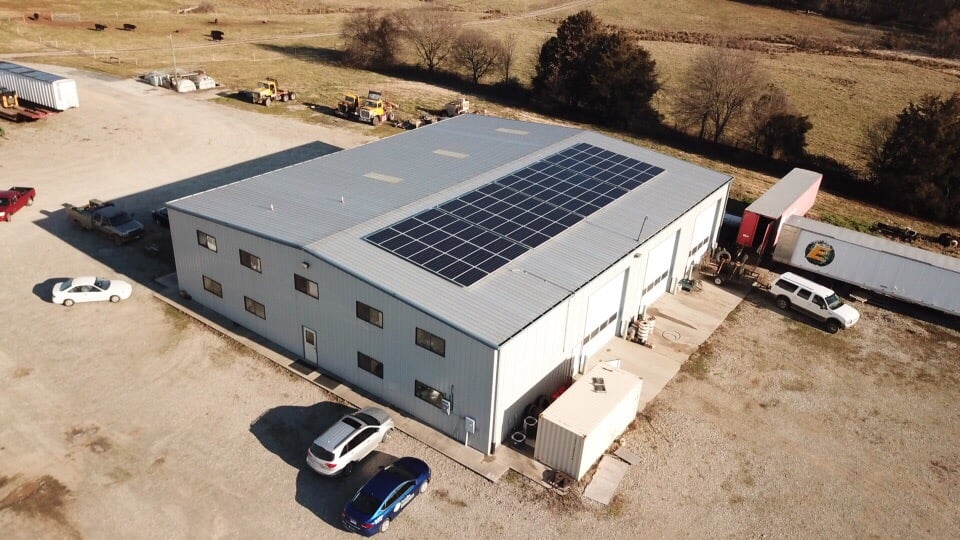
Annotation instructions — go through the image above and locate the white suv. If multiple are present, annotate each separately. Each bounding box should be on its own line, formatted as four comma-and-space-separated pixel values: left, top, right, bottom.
306, 407, 395, 477
769, 272, 860, 333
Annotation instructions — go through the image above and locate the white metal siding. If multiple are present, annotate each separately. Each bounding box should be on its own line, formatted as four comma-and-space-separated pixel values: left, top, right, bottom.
0, 64, 78, 110
170, 209, 499, 453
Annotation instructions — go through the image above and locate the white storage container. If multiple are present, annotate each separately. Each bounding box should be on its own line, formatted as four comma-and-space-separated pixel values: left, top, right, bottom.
534, 363, 642, 480
0, 61, 79, 110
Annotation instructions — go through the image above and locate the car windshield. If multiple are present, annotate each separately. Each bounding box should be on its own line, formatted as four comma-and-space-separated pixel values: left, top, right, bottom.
111, 213, 133, 226
0, 197, 10, 206
351, 490, 382, 516
59, 279, 73, 291
824, 294, 844, 309
94, 278, 110, 290
353, 412, 379, 426
363, 100, 378, 108
310, 443, 334, 461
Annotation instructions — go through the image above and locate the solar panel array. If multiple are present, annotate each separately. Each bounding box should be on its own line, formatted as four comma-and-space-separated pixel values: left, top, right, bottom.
365, 143, 664, 286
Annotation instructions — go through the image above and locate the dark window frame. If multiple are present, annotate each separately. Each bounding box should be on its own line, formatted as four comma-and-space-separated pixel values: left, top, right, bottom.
244, 296, 266, 319
239, 249, 262, 273
357, 351, 384, 379
415, 328, 446, 357
356, 301, 384, 328
202, 275, 223, 298
197, 230, 217, 252
294, 274, 319, 299
415, 380, 446, 409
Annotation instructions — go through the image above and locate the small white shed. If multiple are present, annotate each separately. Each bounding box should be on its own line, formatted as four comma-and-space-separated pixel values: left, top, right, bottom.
534, 363, 643, 480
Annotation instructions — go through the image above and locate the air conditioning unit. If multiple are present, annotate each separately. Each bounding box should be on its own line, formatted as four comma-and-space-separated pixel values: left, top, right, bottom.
440, 398, 451, 415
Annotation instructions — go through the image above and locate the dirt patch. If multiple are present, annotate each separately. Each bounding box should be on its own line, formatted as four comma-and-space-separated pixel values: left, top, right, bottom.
11, 367, 33, 379
0, 475, 77, 537
431, 488, 468, 507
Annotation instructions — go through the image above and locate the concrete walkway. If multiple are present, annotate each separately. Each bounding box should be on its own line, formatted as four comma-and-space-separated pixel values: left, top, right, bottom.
152, 275, 749, 488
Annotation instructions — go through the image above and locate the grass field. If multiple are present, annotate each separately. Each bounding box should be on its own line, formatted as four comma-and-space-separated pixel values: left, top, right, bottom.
0, 0, 957, 240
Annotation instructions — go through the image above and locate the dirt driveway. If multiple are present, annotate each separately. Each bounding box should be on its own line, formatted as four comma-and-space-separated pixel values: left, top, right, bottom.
1, 66, 959, 539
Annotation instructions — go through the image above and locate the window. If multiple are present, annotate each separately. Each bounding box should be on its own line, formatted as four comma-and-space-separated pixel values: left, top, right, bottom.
239, 249, 261, 273
642, 270, 669, 295
415, 380, 446, 409
416, 328, 446, 357
775, 280, 799, 293
244, 296, 266, 319
202, 275, 223, 298
294, 274, 319, 299
344, 428, 376, 453
197, 230, 217, 252
357, 351, 384, 379
797, 289, 812, 300
688, 237, 709, 256
356, 301, 383, 328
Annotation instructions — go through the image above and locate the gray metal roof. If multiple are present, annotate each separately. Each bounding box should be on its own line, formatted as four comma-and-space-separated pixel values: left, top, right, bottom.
171, 115, 732, 346
0, 61, 70, 83
745, 168, 821, 218
785, 216, 960, 273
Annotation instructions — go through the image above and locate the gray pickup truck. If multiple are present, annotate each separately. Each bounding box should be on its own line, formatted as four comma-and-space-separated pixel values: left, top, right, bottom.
67, 199, 144, 244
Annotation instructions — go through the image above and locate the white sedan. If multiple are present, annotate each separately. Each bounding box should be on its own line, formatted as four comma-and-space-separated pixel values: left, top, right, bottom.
52, 276, 132, 306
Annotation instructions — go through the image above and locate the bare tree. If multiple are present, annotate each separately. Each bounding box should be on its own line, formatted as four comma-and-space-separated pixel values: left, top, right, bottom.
745, 84, 792, 148
341, 10, 402, 68
861, 115, 897, 169
673, 47, 765, 143
452, 29, 500, 84
397, 8, 458, 72
498, 33, 517, 83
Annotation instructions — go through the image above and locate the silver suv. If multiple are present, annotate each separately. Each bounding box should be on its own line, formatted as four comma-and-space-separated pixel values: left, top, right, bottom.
306, 407, 395, 476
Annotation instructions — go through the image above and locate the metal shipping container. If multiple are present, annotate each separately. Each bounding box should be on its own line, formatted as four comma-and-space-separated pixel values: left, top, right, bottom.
737, 168, 821, 253
0, 61, 79, 110
773, 216, 960, 317
534, 363, 643, 480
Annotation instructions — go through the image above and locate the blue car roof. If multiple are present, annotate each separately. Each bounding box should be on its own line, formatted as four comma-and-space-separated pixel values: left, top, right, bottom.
360, 457, 428, 501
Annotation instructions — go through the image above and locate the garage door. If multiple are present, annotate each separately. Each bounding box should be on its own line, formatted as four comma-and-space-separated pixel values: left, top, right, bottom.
642, 232, 678, 304
581, 272, 625, 358
688, 203, 718, 260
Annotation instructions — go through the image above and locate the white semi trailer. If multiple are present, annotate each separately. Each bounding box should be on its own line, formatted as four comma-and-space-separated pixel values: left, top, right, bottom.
0, 61, 79, 111
773, 216, 960, 317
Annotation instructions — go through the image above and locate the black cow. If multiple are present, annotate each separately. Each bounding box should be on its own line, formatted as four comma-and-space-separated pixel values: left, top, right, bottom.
94, 23, 107, 31
211, 30, 224, 41
123, 23, 136, 31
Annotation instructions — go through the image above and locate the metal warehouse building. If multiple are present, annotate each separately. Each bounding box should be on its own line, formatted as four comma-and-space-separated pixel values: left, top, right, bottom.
167, 115, 732, 454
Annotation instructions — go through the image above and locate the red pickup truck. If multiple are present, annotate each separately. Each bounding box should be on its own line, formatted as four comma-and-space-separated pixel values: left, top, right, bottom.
0, 187, 36, 222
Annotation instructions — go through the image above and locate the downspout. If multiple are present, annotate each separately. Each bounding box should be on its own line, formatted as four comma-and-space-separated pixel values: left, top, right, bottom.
488, 348, 500, 454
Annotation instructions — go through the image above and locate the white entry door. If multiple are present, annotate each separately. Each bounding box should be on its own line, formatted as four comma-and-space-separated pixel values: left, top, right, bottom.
302, 326, 318, 365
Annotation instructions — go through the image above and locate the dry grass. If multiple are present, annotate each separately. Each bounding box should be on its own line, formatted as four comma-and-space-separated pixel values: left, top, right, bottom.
1, 0, 958, 239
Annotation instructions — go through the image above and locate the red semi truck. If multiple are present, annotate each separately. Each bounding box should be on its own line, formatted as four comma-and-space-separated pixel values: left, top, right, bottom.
0, 186, 36, 222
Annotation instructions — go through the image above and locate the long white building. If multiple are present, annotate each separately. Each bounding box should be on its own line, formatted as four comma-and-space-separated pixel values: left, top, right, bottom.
167, 115, 732, 454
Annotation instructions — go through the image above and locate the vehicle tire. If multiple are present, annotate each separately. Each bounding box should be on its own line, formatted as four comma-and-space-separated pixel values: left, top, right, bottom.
264, 97, 272, 107
63, 299, 74, 307
419, 479, 429, 494
825, 319, 841, 334
380, 518, 390, 533
713, 277, 723, 286
775, 296, 790, 310
289, 92, 297, 101
342, 462, 354, 476
110, 295, 120, 303
382, 428, 393, 443
281, 94, 288, 102
387, 111, 396, 122
371, 115, 381, 126
27, 197, 34, 206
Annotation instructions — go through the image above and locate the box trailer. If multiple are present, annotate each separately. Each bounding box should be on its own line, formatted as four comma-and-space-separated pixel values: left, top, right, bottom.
0, 62, 79, 111
534, 363, 642, 480
737, 168, 821, 254
773, 216, 960, 317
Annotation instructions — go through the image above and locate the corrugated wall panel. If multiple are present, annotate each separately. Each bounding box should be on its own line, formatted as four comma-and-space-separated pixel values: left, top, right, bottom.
170, 208, 498, 452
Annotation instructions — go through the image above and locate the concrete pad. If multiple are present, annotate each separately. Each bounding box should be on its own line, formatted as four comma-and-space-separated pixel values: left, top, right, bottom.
614, 446, 641, 465
583, 455, 630, 505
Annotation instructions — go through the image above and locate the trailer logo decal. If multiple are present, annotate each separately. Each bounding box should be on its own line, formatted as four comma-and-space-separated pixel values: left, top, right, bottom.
804, 241, 835, 266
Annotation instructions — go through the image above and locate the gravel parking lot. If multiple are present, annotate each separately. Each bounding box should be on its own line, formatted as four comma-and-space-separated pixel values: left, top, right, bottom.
1, 66, 959, 539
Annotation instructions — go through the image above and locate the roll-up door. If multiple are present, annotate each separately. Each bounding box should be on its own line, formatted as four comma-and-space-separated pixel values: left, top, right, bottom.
642, 233, 678, 303
689, 203, 717, 260
581, 272, 625, 358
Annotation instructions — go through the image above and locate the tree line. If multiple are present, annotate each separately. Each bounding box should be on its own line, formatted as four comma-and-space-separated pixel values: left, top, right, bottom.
341, 9, 959, 226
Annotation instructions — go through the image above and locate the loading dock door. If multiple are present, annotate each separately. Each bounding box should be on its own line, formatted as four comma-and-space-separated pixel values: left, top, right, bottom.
642, 233, 678, 304
689, 204, 717, 260
581, 272, 625, 358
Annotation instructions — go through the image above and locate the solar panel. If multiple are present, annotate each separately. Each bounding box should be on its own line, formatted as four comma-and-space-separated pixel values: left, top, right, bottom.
365, 144, 663, 286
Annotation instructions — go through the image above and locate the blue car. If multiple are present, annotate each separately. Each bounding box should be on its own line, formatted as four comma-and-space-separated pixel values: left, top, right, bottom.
342, 457, 431, 536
